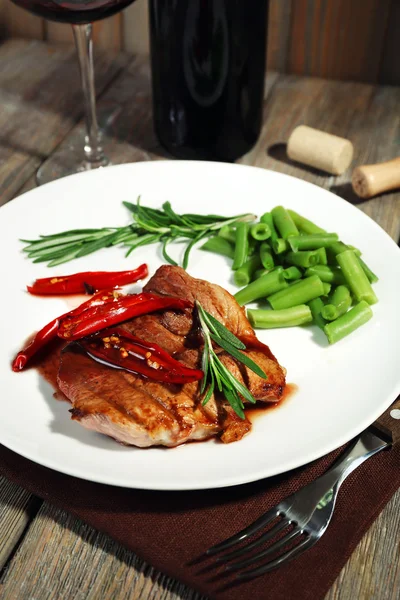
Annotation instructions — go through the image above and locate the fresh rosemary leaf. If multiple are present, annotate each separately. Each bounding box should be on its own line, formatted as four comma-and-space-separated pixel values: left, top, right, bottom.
200, 308, 246, 350
30, 243, 84, 262
209, 333, 267, 379
182, 231, 209, 270
220, 364, 257, 404
200, 338, 210, 394
162, 237, 178, 266
21, 197, 256, 268
75, 232, 120, 258
222, 387, 245, 419
48, 247, 85, 267
202, 378, 215, 406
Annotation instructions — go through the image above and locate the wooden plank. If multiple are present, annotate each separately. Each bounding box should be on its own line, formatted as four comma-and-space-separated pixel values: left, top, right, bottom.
266, 0, 292, 72
45, 16, 122, 50
379, 0, 400, 85
122, 0, 149, 54
0, 502, 206, 599
0, 145, 40, 207
287, 0, 392, 83
0, 476, 39, 571
0, 2, 44, 39
0, 39, 129, 205
239, 75, 400, 241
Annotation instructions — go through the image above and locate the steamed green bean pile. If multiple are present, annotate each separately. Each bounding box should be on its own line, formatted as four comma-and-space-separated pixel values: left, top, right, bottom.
201, 206, 378, 344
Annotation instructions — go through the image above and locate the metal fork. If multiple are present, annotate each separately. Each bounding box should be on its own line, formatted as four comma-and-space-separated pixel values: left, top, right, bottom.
204, 428, 390, 582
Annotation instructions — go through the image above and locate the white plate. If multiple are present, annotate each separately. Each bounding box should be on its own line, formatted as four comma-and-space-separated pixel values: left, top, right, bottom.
1, 161, 399, 490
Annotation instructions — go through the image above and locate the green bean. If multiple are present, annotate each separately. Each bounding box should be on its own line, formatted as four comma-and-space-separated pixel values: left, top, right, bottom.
254, 268, 271, 279
358, 257, 378, 283
287, 209, 326, 234
260, 242, 275, 270
336, 250, 378, 305
347, 245, 362, 257
260, 212, 278, 244
324, 300, 373, 344
330, 285, 351, 316
218, 225, 236, 244
288, 233, 338, 251
271, 206, 299, 239
234, 267, 287, 306
315, 247, 328, 265
326, 241, 350, 262
272, 238, 289, 254
305, 265, 345, 285
322, 284, 352, 320
201, 237, 234, 258
283, 266, 302, 281
308, 297, 326, 330
250, 222, 271, 241
322, 282, 331, 296
234, 256, 262, 287
285, 250, 319, 268
232, 222, 249, 270
268, 275, 324, 310
247, 305, 312, 329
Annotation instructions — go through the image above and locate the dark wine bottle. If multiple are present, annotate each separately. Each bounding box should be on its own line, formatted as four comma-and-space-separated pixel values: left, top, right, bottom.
149, 0, 269, 162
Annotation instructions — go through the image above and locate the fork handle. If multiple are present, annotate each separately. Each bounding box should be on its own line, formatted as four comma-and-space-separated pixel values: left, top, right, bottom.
312, 430, 388, 502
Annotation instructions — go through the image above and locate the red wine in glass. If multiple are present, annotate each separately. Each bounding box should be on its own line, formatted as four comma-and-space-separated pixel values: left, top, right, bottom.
10, 0, 137, 183
12, 0, 135, 25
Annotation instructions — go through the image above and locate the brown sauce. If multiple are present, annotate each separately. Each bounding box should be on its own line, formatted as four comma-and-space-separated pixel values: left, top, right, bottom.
245, 383, 298, 423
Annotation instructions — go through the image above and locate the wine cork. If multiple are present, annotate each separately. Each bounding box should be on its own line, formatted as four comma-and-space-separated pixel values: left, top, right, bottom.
287, 125, 354, 175
352, 157, 400, 199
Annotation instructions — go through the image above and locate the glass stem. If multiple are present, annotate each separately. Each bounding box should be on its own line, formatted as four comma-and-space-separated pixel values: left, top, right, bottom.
72, 23, 108, 167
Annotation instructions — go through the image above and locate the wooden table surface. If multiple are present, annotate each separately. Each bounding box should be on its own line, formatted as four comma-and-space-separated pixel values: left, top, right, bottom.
0, 39, 399, 600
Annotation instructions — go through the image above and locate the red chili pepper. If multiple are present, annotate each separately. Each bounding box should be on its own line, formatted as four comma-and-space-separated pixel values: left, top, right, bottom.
78, 327, 203, 384
58, 293, 192, 341
12, 291, 122, 372
27, 264, 148, 295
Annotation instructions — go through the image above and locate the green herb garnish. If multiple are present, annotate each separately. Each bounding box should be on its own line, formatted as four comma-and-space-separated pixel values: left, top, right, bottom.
21, 198, 255, 268
196, 302, 267, 419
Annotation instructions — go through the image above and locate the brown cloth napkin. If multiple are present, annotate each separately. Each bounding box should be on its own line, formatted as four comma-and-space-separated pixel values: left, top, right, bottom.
1, 439, 399, 600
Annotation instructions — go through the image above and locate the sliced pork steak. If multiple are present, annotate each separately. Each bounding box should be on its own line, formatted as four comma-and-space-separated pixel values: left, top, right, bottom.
57, 266, 286, 447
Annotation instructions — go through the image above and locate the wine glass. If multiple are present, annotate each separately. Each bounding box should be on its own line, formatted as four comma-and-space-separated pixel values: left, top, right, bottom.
10, 0, 137, 184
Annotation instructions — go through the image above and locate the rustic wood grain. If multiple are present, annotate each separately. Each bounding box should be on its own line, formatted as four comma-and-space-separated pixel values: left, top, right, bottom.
0, 39, 129, 205
266, 0, 292, 72
0, 502, 207, 599
0, 477, 39, 571
287, 0, 392, 83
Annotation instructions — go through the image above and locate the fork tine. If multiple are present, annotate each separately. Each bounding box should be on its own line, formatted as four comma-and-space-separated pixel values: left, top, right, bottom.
236, 536, 314, 582
225, 527, 302, 572
215, 518, 289, 564
205, 507, 280, 556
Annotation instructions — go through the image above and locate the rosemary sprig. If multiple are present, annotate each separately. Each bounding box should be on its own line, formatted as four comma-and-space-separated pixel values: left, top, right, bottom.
196, 302, 267, 419
21, 198, 255, 268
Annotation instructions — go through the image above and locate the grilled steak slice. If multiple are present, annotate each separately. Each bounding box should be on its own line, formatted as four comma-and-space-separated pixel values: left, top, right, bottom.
57, 266, 286, 447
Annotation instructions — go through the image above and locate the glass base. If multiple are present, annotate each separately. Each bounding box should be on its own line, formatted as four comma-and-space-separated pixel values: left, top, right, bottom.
36, 108, 151, 186
36, 138, 110, 186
